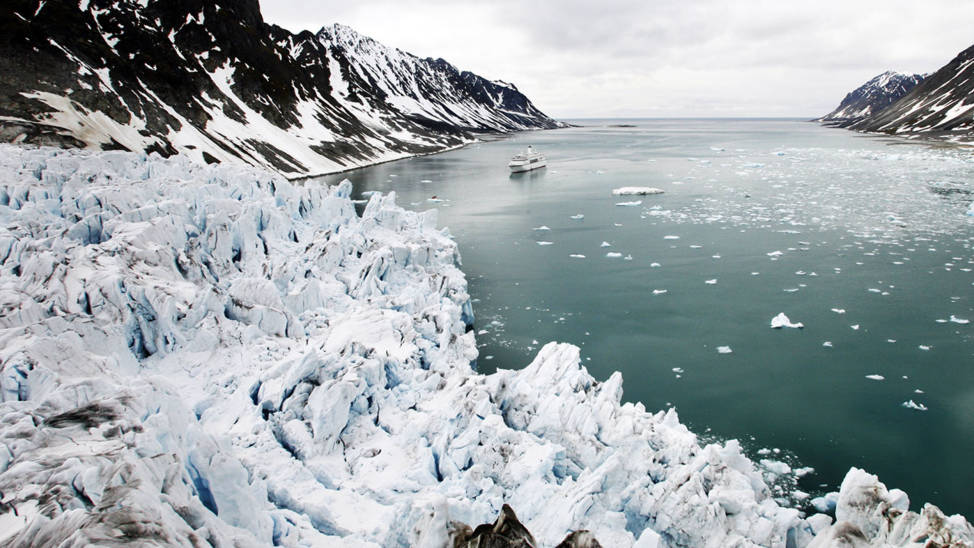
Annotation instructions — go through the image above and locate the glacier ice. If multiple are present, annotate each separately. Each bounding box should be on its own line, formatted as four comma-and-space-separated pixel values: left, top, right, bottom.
0, 145, 970, 547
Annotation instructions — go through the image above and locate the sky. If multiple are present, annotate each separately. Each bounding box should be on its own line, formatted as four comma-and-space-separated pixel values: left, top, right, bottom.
260, 1, 974, 119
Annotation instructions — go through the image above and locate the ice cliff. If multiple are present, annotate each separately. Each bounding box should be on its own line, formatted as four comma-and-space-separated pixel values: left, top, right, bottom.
0, 145, 971, 547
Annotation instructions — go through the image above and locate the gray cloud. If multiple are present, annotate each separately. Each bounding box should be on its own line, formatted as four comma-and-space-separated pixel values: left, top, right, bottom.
260, 0, 974, 117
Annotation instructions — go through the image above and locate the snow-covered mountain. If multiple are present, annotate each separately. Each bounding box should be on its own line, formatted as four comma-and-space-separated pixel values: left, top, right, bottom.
0, 0, 562, 179
851, 44, 974, 139
817, 71, 924, 127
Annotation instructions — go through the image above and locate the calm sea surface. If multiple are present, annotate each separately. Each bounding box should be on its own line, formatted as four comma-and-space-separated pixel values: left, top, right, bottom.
316, 119, 974, 516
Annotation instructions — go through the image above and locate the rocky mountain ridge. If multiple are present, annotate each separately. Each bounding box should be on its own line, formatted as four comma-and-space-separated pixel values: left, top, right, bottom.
0, 0, 562, 178
817, 71, 924, 127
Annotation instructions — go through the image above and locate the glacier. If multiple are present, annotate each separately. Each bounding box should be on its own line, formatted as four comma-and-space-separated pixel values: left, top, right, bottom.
0, 144, 972, 547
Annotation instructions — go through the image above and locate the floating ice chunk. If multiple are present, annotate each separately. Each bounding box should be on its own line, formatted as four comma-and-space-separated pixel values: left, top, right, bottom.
767, 250, 783, 257
902, 400, 928, 411
650, 262, 661, 268
831, 308, 846, 314
811, 492, 839, 513
823, 341, 833, 347
936, 319, 948, 323
914, 388, 925, 394
717, 346, 732, 354
533, 225, 551, 231
770, 313, 803, 329
950, 315, 970, 324
672, 367, 684, 373
760, 459, 792, 475
615, 200, 643, 207
606, 252, 623, 258
653, 289, 668, 295
612, 187, 664, 195
887, 339, 896, 343
624, 254, 633, 261
850, 324, 860, 330
569, 254, 586, 259
427, 197, 445, 202
536, 241, 554, 246
918, 345, 931, 351
865, 374, 885, 381
570, 213, 584, 220
663, 235, 680, 240
600, 241, 612, 247
705, 279, 717, 285
421, 179, 433, 183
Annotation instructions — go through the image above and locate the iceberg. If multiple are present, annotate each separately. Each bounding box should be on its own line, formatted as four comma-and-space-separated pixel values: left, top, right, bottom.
612, 187, 665, 195
0, 145, 968, 547
771, 312, 804, 329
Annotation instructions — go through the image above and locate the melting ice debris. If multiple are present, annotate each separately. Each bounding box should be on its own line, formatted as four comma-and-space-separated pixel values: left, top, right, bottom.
823, 341, 833, 347
663, 235, 680, 240
536, 241, 554, 246
950, 315, 970, 324
705, 279, 717, 285
569, 254, 586, 259
2, 146, 970, 547
831, 308, 846, 314
902, 400, 929, 411
606, 252, 623, 258
600, 241, 612, 247
650, 262, 661, 268
767, 250, 783, 257
717, 346, 733, 354
533, 225, 551, 231
624, 254, 633, 261
760, 460, 792, 476
919, 345, 932, 351
770, 313, 804, 329
615, 200, 642, 207
570, 213, 585, 220
851, 324, 860, 330
865, 374, 885, 381
653, 289, 668, 295
612, 187, 664, 195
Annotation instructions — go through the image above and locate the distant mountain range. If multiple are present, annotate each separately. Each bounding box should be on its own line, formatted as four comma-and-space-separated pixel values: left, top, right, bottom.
0, 0, 562, 178
821, 44, 974, 141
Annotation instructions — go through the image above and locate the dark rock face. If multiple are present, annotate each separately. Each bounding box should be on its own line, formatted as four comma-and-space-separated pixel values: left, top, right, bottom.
0, 1, 562, 178
851, 44, 974, 138
817, 71, 924, 127
452, 504, 603, 548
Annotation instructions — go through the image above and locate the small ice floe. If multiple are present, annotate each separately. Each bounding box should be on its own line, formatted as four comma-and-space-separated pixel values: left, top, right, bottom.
477, 329, 488, 335
823, 341, 833, 347
663, 235, 680, 240
918, 345, 931, 351
831, 308, 846, 314
760, 459, 792, 475
600, 241, 612, 247
710, 146, 725, 152
624, 254, 633, 261
712, 254, 721, 259
770, 312, 803, 329
914, 388, 925, 394
850, 324, 860, 330
427, 197, 446, 202
811, 493, 840, 514
612, 187, 665, 195
650, 262, 661, 268
421, 179, 433, 183
570, 214, 585, 220
614, 223, 623, 227
533, 225, 551, 231
615, 200, 643, 207
767, 250, 783, 257
865, 374, 885, 381
783, 288, 800, 293
717, 346, 732, 354
653, 289, 668, 295
484, 355, 494, 360
936, 319, 948, 324
569, 254, 586, 259
361, 190, 379, 197
536, 241, 554, 246
902, 400, 928, 411
887, 339, 897, 343
705, 279, 717, 285
606, 252, 623, 258
672, 367, 684, 373
950, 315, 970, 324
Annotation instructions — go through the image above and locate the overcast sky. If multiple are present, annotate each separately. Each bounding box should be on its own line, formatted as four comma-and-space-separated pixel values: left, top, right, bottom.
260, 1, 974, 119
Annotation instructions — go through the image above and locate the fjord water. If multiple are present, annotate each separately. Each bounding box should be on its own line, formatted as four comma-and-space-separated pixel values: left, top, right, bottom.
317, 119, 974, 517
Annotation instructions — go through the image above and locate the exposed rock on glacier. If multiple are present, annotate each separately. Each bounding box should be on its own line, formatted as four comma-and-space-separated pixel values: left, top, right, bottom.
0, 145, 970, 547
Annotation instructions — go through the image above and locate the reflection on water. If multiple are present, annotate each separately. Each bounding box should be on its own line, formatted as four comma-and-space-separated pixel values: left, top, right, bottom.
313, 119, 974, 516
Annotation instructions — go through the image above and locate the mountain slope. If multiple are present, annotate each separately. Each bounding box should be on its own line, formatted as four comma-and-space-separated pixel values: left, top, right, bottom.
0, 0, 561, 178
817, 71, 924, 127
851, 44, 974, 138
